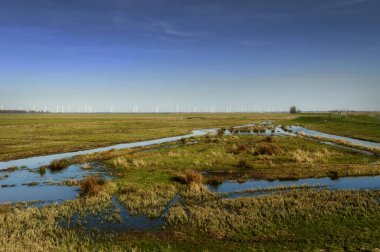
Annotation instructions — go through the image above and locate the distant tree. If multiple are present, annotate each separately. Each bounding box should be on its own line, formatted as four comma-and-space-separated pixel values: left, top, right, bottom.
290, 106, 297, 114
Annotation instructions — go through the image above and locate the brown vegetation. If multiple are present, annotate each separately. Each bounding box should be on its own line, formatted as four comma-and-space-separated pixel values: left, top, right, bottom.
49, 159, 70, 171
79, 176, 105, 197
174, 170, 204, 185
254, 143, 280, 155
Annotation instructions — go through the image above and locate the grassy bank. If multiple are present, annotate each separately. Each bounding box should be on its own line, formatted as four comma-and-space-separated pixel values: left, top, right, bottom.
0, 113, 294, 161
282, 113, 380, 143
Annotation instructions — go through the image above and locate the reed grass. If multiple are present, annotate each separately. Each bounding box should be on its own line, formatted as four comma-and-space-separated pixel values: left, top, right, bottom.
79, 176, 105, 197
174, 170, 204, 185
49, 159, 70, 171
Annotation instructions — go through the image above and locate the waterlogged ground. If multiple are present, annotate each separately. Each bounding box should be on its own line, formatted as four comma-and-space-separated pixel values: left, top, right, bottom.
0, 120, 380, 251
0, 163, 112, 203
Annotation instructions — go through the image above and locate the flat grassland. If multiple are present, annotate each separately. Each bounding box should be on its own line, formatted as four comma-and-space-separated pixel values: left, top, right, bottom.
281, 113, 380, 142
0, 112, 380, 251
1, 112, 379, 162
0, 113, 293, 161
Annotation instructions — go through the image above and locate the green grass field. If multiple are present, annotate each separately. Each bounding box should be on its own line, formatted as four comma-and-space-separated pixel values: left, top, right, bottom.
1, 112, 379, 162
0, 113, 295, 161
281, 113, 380, 142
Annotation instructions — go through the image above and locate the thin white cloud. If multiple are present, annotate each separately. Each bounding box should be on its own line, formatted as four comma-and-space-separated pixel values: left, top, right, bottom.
143, 17, 214, 40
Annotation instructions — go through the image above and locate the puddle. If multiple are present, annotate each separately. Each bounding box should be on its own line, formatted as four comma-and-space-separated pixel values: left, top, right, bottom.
0, 163, 112, 203
0, 185, 78, 204
209, 176, 380, 193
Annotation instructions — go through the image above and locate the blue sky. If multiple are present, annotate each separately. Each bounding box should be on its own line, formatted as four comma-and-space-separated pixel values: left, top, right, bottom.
0, 0, 379, 112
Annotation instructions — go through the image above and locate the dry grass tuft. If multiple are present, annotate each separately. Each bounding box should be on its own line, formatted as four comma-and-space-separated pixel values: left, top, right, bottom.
49, 159, 70, 171
291, 148, 332, 164
112, 157, 130, 169
63, 179, 80, 186
79, 176, 105, 197
174, 170, 204, 185
39, 166, 47, 175
112, 157, 147, 168
131, 159, 146, 167
254, 143, 279, 155
227, 144, 248, 154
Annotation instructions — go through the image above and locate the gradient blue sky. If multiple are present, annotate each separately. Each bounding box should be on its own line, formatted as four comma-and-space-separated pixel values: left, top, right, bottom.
0, 0, 379, 112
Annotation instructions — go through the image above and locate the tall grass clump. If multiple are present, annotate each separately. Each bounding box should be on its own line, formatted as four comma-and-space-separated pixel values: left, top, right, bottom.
254, 143, 279, 155
49, 159, 70, 171
291, 148, 332, 164
227, 143, 249, 154
174, 170, 204, 185
39, 166, 47, 175
112, 157, 130, 169
79, 176, 105, 197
